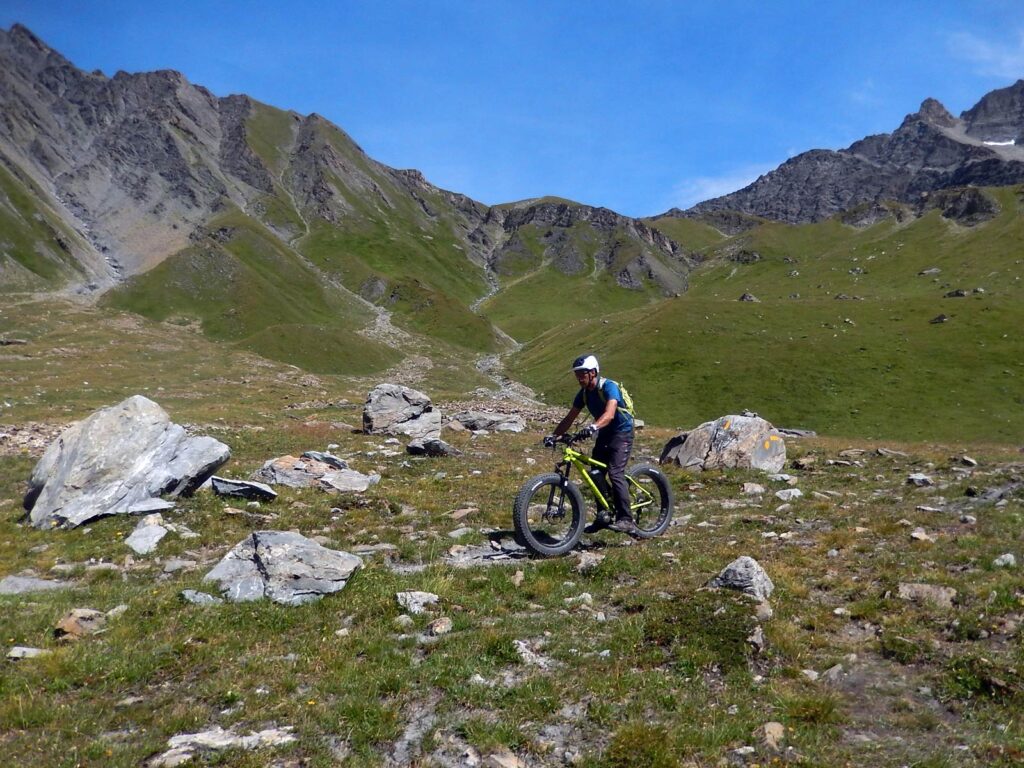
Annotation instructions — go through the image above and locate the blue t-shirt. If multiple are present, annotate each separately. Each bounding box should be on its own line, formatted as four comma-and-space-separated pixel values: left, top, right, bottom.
573, 378, 634, 434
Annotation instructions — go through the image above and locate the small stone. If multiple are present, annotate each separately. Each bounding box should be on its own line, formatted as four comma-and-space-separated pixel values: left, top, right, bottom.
742, 483, 765, 495
827, 548, 840, 558
801, 669, 819, 681
960, 455, 978, 467
822, 663, 845, 683
575, 552, 605, 573
754, 601, 774, 621
7, 646, 50, 660
511, 570, 524, 587
54, 608, 106, 640
396, 591, 439, 614
447, 527, 474, 539
428, 616, 453, 636
760, 721, 785, 752
911, 528, 935, 543
775, 488, 803, 502
180, 590, 224, 606
394, 614, 414, 628
993, 553, 1017, 569
907, 473, 933, 487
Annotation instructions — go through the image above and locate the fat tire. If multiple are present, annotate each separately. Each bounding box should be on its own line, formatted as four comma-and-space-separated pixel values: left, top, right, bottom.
513, 473, 585, 557
627, 464, 674, 538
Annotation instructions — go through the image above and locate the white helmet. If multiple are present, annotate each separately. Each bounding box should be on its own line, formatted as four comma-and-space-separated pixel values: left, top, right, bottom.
571, 354, 599, 373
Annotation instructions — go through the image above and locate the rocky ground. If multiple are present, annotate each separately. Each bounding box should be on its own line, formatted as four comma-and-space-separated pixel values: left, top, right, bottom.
2, 401, 1023, 766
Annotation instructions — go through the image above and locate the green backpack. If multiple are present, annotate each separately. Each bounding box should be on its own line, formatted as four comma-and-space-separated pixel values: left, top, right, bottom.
591, 377, 636, 419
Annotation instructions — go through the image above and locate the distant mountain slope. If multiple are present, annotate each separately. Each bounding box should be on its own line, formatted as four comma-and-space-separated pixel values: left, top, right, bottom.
0, 23, 690, 363
666, 83, 1024, 224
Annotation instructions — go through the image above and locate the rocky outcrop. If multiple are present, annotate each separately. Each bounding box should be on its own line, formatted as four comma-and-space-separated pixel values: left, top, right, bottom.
660, 414, 786, 473
450, 410, 526, 433
23, 395, 229, 529
363, 384, 441, 439
203, 531, 362, 605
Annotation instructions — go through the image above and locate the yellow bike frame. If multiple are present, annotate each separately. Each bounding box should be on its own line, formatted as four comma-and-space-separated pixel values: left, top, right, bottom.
559, 444, 654, 513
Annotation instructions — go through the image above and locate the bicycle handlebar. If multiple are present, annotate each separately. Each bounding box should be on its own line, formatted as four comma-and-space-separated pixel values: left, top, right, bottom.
544, 430, 592, 448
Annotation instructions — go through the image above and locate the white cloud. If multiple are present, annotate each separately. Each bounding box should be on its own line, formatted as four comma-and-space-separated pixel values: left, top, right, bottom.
668, 164, 775, 210
949, 29, 1024, 80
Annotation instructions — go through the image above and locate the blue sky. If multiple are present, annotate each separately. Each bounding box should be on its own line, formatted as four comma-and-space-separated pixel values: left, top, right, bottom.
3, 1, 1023, 217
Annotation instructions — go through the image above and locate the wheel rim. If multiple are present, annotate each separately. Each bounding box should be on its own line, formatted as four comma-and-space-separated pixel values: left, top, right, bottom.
524, 483, 576, 546
631, 473, 667, 532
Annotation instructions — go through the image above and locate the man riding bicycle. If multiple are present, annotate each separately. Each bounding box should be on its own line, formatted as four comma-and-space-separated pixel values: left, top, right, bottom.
547, 354, 640, 538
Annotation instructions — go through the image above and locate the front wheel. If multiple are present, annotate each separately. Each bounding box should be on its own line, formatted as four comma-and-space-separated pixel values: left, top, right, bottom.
513, 473, 585, 556
627, 464, 674, 538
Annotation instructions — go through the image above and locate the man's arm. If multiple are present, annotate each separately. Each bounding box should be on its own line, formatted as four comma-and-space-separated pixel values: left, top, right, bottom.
553, 406, 582, 436
591, 398, 618, 430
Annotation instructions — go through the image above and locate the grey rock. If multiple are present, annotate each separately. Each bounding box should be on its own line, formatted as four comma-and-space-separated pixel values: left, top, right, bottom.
125, 520, 169, 554
180, 589, 224, 606
301, 451, 348, 469
319, 468, 380, 493
407, 437, 462, 457
775, 488, 803, 501
252, 455, 339, 488
907, 473, 934, 487
24, 396, 229, 529
0, 575, 74, 594
151, 726, 296, 767
204, 531, 362, 605
451, 411, 526, 433
708, 556, 775, 600
210, 476, 277, 501
396, 591, 440, 614
7, 646, 51, 660
661, 414, 786, 473
897, 582, 957, 609
993, 553, 1017, 568
363, 384, 442, 439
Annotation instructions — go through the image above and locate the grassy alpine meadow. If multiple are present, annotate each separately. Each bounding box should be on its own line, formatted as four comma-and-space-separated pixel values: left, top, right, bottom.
515, 186, 1024, 444
1, 295, 1024, 766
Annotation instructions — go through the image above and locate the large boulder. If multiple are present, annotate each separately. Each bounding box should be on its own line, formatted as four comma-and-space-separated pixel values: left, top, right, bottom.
24, 396, 229, 529
660, 414, 786, 473
363, 384, 441, 439
203, 531, 362, 605
450, 410, 526, 433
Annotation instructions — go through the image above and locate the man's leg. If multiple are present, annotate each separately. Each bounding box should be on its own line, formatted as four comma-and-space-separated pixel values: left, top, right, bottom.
605, 431, 634, 521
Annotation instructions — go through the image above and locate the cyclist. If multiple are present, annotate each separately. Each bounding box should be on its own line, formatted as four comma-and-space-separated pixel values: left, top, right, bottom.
547, 354, 640, 537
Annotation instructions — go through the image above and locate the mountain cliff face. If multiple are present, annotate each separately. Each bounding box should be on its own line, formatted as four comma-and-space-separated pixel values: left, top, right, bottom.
670, 82, 1024, 224
0, 23, 690, 328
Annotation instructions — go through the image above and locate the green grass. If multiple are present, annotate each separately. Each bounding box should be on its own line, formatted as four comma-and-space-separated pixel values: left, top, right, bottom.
514, 186, 1024, 443
0, 161, 85, 289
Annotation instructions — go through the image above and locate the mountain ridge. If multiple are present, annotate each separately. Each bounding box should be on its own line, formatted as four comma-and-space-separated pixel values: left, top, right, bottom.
671, 82, 1024, 224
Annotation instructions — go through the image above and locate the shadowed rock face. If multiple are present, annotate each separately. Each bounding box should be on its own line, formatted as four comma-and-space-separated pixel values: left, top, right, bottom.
668, 82, 1024, 224
24, 395, 229, 529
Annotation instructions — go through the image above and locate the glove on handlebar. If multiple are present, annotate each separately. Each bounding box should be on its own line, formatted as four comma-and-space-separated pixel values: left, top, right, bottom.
543, 435, 557, 448
580, 424, 598, 439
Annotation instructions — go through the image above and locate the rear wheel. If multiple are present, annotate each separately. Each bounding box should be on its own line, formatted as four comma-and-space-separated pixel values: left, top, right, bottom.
627, 464, 674, 538
513, 473, 585, 556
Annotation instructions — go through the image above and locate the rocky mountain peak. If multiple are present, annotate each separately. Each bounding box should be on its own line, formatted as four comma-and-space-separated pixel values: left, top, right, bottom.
915, 97, 956, 128
962, 79, 1024, 142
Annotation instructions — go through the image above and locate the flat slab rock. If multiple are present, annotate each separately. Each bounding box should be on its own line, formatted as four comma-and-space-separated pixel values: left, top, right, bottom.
0, 574, 75, 595
660, 414, 786, 473
24, 395, 229, 529
149, 725, 295, 767
251, 454, 346, 487
203, 531, 362, 605
210, 476, 277, 501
